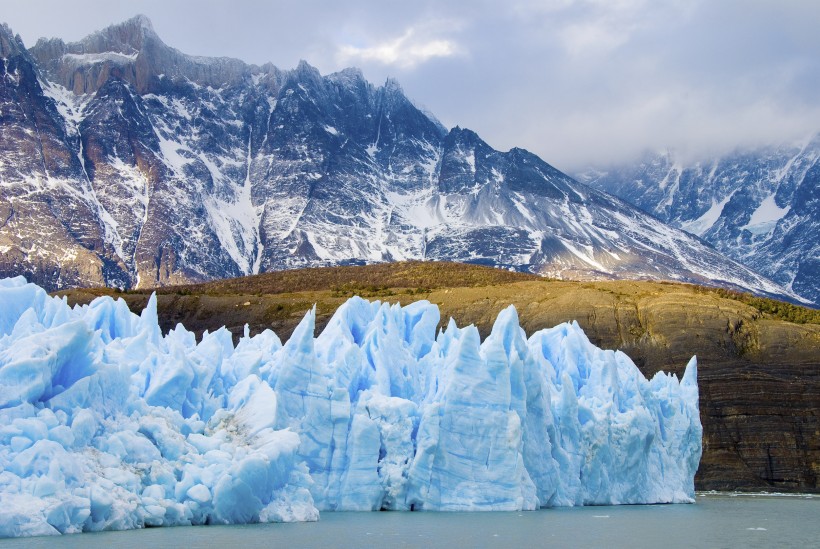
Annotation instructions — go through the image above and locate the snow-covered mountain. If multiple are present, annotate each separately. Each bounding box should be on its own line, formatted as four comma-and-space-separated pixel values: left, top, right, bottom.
577, 138, 819, 306
0, 16, 800, 302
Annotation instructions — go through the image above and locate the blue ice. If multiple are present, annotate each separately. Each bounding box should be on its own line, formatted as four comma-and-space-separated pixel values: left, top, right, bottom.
0, 277, 701, 537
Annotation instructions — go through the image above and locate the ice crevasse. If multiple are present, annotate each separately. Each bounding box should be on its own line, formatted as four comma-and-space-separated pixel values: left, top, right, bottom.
0, 276, 702, 537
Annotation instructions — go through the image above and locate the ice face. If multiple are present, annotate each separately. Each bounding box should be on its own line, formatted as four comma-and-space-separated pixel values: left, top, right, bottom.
0, 277, 702, 537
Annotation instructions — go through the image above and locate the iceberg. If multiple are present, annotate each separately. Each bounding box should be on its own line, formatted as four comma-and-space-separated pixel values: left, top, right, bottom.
0, 276, 702, 537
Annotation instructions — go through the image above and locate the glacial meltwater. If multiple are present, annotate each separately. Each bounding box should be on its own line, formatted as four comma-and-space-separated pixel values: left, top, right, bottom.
0, 494, 816, 549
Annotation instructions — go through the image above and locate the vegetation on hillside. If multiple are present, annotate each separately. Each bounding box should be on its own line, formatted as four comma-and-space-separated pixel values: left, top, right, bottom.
136, 261, 540, 297
696, 286, 820, 325
60, 261, 819, 327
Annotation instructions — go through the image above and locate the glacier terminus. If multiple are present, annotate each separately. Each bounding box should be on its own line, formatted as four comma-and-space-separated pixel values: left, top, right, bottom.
0, 276, 702, 537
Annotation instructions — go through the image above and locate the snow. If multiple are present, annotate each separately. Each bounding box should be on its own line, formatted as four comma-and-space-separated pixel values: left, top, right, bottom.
39, 82, 90, 134
607, 208, 794, 300
157, 96, 194, 122
657, 163, 680, 190
0, 277, 702, 537
156, 136, 194, 176
743, 194, 790, 236
202, 134, 262, 275
16, 80, 132, 266
657, 164, 682, 210
385, 189, 441, 229
62, 52, 138, 66
681, 192, 734, 237
465, 148, 476, 173
558, 237, 610, 273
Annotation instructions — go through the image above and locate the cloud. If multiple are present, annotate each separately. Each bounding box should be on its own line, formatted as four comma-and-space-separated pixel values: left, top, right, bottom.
559, 20, 631, 57
544, 0, 694, 57
4, 0, 820, 170
336, 26, 462, 69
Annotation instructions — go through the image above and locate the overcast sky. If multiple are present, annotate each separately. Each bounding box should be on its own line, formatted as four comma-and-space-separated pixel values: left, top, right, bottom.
4, 0, 820, 171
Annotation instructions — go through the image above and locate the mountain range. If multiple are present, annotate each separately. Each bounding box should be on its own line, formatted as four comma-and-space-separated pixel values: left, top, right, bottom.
578, 139, 819, 305
0, 16, 804, 304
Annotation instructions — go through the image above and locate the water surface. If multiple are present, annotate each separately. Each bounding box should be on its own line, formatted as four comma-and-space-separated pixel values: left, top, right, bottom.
1, 494, 816, 548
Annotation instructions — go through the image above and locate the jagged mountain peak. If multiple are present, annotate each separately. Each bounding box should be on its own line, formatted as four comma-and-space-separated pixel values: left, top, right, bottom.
383, 76, 403, 92
326, 67, 370, 96
71, 14, 161, 57
0, 22, 14, 42
329, 66, 365, 83
444, 125, 483, 146
0, 18, 804, 305
283, 60, 327, 93
126, 14, 155, 32
293, 59, 321, 78
0, 22, 26, 57
28, 16, 252, 94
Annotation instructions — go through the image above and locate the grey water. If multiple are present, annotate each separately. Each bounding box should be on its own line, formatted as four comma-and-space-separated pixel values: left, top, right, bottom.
1, 494, 817, 549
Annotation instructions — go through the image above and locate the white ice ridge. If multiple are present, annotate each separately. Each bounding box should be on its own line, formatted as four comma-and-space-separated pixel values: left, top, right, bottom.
0, 276, 702, 537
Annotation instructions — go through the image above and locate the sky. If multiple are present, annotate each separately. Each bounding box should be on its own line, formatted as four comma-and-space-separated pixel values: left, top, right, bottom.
4, 0, 820, 172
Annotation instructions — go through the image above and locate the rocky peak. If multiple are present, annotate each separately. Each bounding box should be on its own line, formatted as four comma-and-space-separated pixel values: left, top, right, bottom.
0, 17, 805, 306
383, 76, 403, 93
0, 24, 46, 104
505, 147, 576, 200
80, 14, 159, 55
253, 62, 285, 91
0, 23, 25, 57
292, 59, 321, 78
444, 125, 481, 146
329, 66, 365, 84
327, 67, 369, 97
28, 16, 255, 95
376, 76, 411, 108
29, 37, 67, 64
285, 60, 325, 95
130, 14, 155, 33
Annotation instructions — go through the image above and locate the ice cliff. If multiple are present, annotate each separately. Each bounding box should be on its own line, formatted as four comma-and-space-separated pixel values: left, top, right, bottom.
0, 276, 702, 537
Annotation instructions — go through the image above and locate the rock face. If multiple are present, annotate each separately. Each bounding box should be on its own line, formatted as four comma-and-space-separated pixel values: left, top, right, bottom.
577, 140, 820, 306
0, 23, 129, 289
0, 17, 799, 302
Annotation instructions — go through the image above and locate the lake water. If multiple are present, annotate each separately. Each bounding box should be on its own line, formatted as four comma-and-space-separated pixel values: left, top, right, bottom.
1, 494, 817, 548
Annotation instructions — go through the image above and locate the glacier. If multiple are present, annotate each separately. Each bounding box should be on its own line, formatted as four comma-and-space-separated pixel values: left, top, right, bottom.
0, 276, 702, 537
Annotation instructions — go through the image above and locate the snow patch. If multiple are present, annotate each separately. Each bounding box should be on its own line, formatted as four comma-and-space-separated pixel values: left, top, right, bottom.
680, 193, 734, 237
743, 194, 790, 235
558, 237, 609, 273
385, 190, 440, 229
157, 137, 193, 176
62, 52, 138, 65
